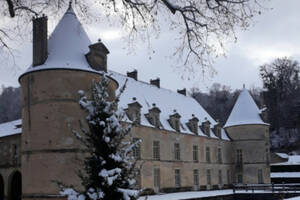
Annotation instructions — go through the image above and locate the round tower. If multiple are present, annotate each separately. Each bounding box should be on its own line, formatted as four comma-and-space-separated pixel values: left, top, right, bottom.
19, 6, 117, 200
224, 88, 270, 184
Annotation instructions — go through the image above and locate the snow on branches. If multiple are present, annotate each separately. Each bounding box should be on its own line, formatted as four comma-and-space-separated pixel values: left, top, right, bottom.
61, 75, 141, 200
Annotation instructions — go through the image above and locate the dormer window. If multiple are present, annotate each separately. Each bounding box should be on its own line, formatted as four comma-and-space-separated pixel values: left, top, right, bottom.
187, 114, 199, 134
125, 98, 142, 124
201, 118, 211, 137
169, 110, 181, 132
145, 103, 161, 128
214, 123, 222, 138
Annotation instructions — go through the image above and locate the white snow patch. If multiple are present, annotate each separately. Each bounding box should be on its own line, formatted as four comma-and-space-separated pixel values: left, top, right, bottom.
0, 119, 22, 138
20, 6, 97, 77
110, 71, 230, 141
271, 172, 300, 178
224, 88, 268, 128
272, 155, 300, 166
138, 190, 233, 200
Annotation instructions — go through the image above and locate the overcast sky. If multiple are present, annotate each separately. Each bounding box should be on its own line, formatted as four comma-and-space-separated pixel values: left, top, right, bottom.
0, 0, 299, 93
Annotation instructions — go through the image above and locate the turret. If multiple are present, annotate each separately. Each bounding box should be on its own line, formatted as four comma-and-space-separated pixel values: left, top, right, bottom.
19, 5, 117, 199
224, 88, 270, 184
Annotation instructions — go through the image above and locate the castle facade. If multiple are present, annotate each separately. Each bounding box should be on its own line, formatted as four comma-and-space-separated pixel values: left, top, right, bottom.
0, 5, 270, 200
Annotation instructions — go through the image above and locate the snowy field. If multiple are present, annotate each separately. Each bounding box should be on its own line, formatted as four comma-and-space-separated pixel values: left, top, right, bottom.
138, 190, 233, 200
138, 190, 300, 200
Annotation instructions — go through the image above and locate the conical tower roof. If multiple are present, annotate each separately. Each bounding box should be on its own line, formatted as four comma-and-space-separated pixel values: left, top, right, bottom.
224, 88, 268, 128
22, 4, 95, 75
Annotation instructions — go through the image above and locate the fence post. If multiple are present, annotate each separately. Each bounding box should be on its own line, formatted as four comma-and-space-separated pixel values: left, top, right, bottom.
245, 184, 248, 192
233, 184, 235, 194
283, 182, 285, 193
272, 182, 274, 193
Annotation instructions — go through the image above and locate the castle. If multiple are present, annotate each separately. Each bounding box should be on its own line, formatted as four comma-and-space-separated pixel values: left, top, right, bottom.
0, 5, 270, 200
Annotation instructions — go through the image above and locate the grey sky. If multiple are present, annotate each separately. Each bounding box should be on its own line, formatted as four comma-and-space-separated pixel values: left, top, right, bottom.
0, 0, 299, 93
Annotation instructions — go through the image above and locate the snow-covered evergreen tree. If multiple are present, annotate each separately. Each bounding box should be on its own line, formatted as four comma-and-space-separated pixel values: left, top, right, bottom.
60, 75, 140, 200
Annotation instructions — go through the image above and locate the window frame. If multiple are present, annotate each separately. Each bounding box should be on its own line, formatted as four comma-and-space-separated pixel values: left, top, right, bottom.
193, 145, 198, 162
206, 146, 211, 163
174, 143, 181, 161
153, 140, 160, 160
174, 169, 181, 188
154, 168, 160, 188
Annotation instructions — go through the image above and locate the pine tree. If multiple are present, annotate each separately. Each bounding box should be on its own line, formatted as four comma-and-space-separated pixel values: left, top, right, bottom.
60, 75, 140, 200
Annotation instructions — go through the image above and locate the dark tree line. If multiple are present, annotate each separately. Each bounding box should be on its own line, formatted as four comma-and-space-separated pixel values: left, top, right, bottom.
0, 86, 21, 123
190, 83, 261, 126
191, 58, 300, 153
260, 58, 300, 153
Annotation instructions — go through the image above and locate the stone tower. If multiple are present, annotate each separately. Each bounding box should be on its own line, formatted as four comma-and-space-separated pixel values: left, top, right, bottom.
19, 6, 117, 200
224, 88, 270, 184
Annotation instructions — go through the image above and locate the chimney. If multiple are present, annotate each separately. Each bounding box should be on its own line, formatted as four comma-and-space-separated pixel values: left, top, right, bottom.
150, 78, 160, 88
177, 88, 186, 96
32, 15, 48, 66
127, 70, 138, 81
85, 39, 110, 72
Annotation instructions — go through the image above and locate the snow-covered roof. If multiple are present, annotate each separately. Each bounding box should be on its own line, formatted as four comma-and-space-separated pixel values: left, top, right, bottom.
0, 119, 22, 138
272, 155, 300, 166
224, 88, 268, 128
20, 5, 98, 78
110, 72, 230, 141
16, 4, 230, 141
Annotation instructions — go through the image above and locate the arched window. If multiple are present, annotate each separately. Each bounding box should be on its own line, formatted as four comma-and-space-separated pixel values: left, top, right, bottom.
9, 171, 22, 200
0, 174, 4, 200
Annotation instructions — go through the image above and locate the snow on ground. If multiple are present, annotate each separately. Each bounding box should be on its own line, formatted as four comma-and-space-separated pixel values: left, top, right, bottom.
0, 119, 21, 137
286, 196, 300, 200
224, 88, 268, 128
272, 155, 300, 166
271, 172, 300, 178
139, 190, 300, 200
138, 190, 233, 200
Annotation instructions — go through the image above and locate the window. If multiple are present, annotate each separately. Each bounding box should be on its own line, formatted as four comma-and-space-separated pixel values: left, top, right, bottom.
12, 144, 18, 159
132, 138, 141, 159
236, 149, 243, 164
258, 169, 263, 184
193, 145, 198, 162
217, 148, 222, 163
227, 170, 231, 184
175, 169, 181, 187
174, 120, 180, 132
153, 141, 160, 160
193, 169, 199, 186
206, 169, 211, 185
205, 126, 210, 136
206, 147, 211, 163
237, 174, 243, 184
131, 110, 140, 123
218, 170, 223, 185
174, 143, 180, 160
154, 168, 160, 188
193, 122, 198, 134
153, 114, 160, 128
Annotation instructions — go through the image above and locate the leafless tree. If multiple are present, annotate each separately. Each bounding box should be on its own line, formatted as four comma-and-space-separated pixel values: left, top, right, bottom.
1, 0, 265, 73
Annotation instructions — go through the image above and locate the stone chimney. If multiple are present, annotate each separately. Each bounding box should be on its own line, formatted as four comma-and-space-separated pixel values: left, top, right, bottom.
85, 39, 109, 72
32, 15, 48, 66
177, 88, 186, 96
127, 70, 138, 81
150, 78, 160, 88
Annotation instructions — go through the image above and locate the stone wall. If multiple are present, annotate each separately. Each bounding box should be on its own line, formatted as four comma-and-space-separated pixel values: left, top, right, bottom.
0, 134, 21, 200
